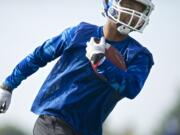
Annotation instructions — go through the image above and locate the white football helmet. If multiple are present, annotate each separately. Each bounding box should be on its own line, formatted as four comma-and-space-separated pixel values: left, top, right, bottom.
102, 0, 154, 35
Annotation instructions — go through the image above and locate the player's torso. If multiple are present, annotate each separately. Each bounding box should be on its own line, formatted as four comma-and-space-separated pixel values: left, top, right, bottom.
31, 22, 147, 135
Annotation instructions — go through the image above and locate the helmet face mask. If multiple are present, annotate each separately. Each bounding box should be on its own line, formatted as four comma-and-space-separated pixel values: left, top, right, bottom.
103, 0, 154, 35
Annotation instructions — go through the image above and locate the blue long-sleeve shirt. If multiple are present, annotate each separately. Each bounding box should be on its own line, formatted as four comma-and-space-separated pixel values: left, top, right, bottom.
3, 22, 154, 135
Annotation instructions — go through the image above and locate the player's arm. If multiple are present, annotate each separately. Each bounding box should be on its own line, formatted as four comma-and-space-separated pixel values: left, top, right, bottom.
86, 37, 153, 99
0, 27, 76, 113
2, 27, 76, 91
96, 53, 153, 99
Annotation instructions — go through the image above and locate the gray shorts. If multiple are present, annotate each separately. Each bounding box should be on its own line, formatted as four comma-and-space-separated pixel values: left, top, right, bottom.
33, 115, 79, 135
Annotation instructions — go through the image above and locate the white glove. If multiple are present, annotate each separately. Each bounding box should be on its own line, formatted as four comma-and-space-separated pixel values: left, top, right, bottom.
86, 37, 110, 65
0, 86, 12, 113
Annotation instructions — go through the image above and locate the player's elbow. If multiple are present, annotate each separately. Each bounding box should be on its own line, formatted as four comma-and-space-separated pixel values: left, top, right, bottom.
121, 83, 142, 100
126, 91, 139, 99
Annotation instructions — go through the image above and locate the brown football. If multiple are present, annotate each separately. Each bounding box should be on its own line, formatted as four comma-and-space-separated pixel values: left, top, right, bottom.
93, 37, 127, 71
105, 46, 127, 71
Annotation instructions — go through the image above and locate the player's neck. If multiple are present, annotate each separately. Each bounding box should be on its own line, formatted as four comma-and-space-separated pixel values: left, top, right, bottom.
103, 21, 128, 42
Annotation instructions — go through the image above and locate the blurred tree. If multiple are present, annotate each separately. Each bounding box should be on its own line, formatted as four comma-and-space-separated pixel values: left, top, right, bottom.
103, 120, 136, 135
121, 126, 135, 135
154, 89, 180, 135
0, 125, 28, 135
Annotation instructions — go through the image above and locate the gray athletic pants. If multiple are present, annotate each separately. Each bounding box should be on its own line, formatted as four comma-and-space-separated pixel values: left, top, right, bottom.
33, 115, 79, 135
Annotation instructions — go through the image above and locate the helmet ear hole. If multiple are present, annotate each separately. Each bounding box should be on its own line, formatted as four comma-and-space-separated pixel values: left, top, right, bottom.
144, 6, 151, 15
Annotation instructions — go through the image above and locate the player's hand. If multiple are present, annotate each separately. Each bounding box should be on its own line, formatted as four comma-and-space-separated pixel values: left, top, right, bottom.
0, 86, 12, 113
86, 37, 109, 65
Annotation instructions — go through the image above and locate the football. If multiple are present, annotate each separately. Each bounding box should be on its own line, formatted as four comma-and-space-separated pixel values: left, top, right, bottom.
93, 38, 127, 71
105, 45, 127, 71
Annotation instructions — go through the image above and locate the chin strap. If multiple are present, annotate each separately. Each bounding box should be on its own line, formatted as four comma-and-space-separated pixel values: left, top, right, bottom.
117, 24, 132, 35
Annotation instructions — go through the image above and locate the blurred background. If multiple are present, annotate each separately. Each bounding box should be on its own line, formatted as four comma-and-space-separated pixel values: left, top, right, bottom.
0, 0, 180, 135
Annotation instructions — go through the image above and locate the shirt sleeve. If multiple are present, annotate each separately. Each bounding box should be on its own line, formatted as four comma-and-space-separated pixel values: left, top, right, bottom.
3, 27, 77, 91
96, 52, 154, 99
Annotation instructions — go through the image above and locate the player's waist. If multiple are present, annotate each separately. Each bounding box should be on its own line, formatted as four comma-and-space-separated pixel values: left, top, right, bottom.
39, 114, 80, 135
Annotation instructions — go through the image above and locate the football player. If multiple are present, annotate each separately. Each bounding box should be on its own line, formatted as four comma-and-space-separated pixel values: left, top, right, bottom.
0, 0, 154, 135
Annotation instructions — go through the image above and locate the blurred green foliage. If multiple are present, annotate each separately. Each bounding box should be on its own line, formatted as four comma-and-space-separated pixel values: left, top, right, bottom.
0, 125, 28, 135
1, 90, 180, 135
103, 88, 180, 135
154, 90, 180, 135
